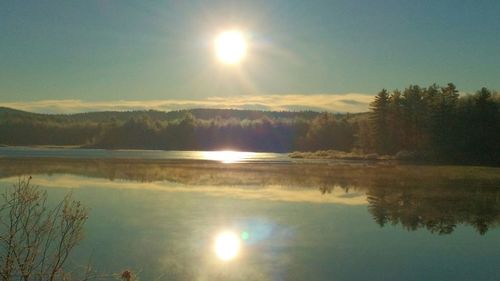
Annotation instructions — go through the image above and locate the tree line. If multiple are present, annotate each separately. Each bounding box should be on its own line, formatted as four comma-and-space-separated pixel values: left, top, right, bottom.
0, 83, 498, 165
366, 84, 499, 165
0, 107, 354, 153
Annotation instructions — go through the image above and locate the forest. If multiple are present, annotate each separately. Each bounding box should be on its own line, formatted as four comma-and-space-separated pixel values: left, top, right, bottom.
0, 83, 499, 165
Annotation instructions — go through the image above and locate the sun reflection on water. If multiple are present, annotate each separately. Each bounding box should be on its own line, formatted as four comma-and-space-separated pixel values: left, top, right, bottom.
214, 231, 241, 261
201, 150, 255, 163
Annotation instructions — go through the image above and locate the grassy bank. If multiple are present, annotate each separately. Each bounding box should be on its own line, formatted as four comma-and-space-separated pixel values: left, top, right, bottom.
289, 150, 395, 161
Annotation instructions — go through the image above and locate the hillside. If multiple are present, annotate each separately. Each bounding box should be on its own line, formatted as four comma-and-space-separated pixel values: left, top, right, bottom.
0, 107, 328, 123
0, 106, 363, 152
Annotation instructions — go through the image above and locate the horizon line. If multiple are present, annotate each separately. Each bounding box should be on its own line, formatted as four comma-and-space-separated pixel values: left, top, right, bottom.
0, 93, 373, 114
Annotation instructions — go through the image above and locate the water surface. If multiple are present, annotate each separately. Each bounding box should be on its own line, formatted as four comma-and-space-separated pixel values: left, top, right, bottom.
0, 147, 289, 163
0, 152, 499, 280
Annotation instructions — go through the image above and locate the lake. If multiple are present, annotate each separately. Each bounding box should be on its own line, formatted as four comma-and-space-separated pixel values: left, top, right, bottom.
0, 148, 499, 280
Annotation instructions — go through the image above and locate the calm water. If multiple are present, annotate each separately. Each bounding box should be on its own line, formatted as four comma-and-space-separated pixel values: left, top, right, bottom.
0, 147, 290, 163
0, 148, 499, 280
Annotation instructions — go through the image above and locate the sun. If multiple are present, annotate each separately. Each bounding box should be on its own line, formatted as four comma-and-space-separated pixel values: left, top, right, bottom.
214, 30, 247, 64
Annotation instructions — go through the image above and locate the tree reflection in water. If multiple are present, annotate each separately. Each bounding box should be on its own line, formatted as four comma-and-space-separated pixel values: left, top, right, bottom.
366, 180, 500, 235
1, 158, 499, 235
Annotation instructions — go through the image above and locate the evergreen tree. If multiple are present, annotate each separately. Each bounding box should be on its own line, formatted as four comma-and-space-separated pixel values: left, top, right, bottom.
370, 89, 391, 153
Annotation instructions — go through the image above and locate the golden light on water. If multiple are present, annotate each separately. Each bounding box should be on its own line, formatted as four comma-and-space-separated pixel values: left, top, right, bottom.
201, 150, 254, 163
215, 30, 247, 64
214, 231, 241, 261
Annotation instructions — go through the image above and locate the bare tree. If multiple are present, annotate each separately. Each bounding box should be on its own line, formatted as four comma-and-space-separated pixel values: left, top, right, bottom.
0, 176, 88, 281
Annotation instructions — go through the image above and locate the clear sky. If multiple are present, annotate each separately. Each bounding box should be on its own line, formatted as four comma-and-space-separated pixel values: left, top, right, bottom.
1, 0, 499, 112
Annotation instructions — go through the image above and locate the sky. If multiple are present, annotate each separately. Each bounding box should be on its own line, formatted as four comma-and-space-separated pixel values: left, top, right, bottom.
1, 0, 499, 113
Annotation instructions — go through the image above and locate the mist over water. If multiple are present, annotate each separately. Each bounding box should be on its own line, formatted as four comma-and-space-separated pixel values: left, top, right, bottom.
0, 149, 499, 280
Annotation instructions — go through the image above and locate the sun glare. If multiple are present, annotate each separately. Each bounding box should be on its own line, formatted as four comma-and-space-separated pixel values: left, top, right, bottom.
200, 150, 254, 163
215, 30, 247, 64
214, 231, 241, 261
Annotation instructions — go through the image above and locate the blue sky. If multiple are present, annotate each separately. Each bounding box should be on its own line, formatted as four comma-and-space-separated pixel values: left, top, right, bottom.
1, 0, 499, 112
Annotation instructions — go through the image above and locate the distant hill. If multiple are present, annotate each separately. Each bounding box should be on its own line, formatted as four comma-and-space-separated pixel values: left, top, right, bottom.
0, 107, 33, 116
0, 107, 333, 123
0, 106, 365, 152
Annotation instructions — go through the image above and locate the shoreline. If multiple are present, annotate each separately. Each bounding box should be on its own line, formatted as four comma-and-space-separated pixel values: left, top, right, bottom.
1, 145, 499, 167
288, 150, 396, 161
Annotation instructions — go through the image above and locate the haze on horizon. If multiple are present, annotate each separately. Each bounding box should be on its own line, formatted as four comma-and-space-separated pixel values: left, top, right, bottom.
1, 0, 499, 113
